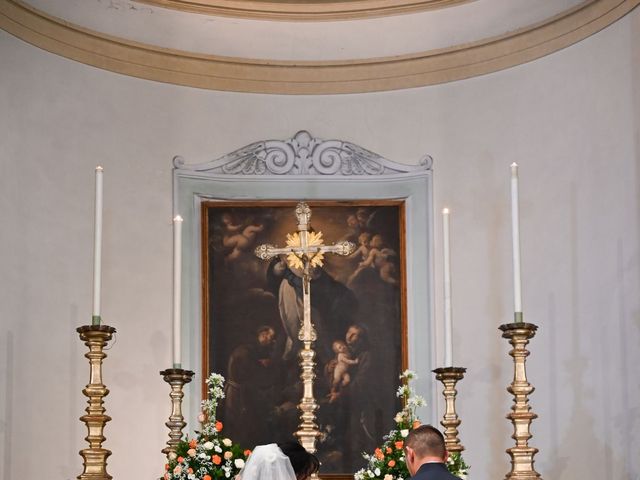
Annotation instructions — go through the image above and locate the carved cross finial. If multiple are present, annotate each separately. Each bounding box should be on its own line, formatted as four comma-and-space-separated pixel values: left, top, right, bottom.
295, 202, 311, 231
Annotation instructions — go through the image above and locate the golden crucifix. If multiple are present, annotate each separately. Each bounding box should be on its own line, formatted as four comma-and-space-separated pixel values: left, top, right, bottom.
255, 202, 354, 453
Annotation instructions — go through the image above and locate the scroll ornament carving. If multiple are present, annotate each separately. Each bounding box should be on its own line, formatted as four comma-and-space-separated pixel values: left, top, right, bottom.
174, 130, 432, 176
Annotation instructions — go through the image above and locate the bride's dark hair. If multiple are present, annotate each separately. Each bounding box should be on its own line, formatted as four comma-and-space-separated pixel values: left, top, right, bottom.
278, 441, 320, 480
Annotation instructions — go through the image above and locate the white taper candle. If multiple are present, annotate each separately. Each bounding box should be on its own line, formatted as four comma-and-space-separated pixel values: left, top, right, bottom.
510, 163, 523, 318
173, 215, 183, 367
92, 166, 103, 323
443, 208, 453, 366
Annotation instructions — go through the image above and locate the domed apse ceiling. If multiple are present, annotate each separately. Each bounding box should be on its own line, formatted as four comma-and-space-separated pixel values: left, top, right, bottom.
0, 0, 638, 93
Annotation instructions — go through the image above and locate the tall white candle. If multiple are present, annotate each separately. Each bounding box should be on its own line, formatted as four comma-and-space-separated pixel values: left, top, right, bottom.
510, 163, 523, 319
92, 166, 103, 323
173, 215, 183, 367
443, 208, 453, 366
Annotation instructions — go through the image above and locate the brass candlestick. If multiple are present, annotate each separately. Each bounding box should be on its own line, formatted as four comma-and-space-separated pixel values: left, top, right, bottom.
160, 368, 195, 455
432, 366, 466, 452
76, 324, 116, 480
499, 322, 542, 480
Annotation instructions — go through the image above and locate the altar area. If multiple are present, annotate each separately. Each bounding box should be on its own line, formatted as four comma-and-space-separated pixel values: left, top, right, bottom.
2, 13, 640, 477
77, 132, 575, 480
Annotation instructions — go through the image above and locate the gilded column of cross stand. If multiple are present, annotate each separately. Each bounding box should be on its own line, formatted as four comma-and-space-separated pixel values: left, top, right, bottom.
432, 367, 466, 452
160, 368, 195, 455
499, 322, 542, 480
255, 202, 354, 454
77, 324, 116, 480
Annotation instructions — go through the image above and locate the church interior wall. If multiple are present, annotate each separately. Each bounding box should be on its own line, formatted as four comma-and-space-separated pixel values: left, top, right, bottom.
0, 7, 638, 479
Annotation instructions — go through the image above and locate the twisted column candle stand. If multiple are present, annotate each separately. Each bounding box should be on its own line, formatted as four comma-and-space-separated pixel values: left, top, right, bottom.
76, 324, 117, 480
499, 322, 542, 480
432, 367, 466, 452
160, 368, 195, 456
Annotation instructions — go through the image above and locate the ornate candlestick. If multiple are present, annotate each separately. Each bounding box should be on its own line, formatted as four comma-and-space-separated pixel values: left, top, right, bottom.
432, 366, 466, 452
499, 322, 542, 480
77, 324, 116, 480
160, 368, 195, 455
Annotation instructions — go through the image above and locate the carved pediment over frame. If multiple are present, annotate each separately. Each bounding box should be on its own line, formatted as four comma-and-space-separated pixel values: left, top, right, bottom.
174, 130, 432, 176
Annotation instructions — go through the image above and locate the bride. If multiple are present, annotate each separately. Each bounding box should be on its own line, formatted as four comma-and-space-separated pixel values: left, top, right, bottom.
238, 442, 319, 480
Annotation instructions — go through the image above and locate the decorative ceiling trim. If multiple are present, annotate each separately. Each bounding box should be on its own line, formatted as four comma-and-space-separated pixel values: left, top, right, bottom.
1, 0, 638, 94
135, 0, 473, 21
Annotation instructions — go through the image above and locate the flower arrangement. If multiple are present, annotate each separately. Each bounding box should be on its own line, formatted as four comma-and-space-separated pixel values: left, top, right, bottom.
354, 370, 469, 480
163, 373, 250, 480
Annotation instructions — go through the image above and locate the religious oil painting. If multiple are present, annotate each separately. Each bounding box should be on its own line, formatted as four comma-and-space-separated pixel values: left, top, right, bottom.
202, 200, 407, 476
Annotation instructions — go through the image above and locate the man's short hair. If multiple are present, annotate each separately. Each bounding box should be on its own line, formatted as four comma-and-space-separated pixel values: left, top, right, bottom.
405, 425, 446, 458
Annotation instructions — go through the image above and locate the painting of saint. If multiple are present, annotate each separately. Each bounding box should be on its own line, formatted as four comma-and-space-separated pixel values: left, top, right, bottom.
202, 201, 407, 476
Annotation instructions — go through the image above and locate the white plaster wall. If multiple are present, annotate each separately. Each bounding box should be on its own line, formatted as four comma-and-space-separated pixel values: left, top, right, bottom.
0, 8, 639, 480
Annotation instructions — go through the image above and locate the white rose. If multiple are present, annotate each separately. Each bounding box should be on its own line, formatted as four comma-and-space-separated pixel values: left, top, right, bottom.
400, 429, 409, 438
235, 459, 245, 469
215, 445, 222, 453
168, 452, 177, 460
198, 413, 206, 423
203, 441, 214, 450
374, 468, 381, 476
187, 448, 196, 457
223, 438, 233, 447
384, 475, 393, 480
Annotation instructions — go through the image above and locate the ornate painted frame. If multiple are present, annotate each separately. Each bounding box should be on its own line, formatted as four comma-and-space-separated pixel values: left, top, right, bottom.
173, 130, 436, 440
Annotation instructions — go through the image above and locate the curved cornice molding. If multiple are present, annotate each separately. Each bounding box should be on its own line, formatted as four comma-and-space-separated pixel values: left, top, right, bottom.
174, 130, 432, 178
136, 0, 473, 21
1, 0, 638, 94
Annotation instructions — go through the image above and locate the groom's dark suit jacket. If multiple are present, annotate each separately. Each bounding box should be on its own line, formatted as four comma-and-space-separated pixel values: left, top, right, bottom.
411, 462, 458, 480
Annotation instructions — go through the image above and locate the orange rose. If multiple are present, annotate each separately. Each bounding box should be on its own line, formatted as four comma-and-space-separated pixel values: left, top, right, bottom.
374, 448, 384, 460
177, 457, 184, 463
395, 441, 404, 450
244, 450, 252, 457
386, 447, 392, 454
204, 476, 212, 480
165, 464, 169, 471
188, 468, 194, 475
212, 455, 222, 465
412, 420, 421, 429
388, 460, 396, 467
189, 439, 198, 448
216, 421, 224, 432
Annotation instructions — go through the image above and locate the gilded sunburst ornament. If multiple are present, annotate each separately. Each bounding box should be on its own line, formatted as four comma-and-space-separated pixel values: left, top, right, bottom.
285, 231, 325, 270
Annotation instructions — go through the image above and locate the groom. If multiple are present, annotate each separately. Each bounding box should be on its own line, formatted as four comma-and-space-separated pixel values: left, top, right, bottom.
404, 425, 458, 480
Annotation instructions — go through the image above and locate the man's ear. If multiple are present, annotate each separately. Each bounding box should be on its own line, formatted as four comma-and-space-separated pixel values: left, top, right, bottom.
404, 447, 414, 473
442, 450, 449, 463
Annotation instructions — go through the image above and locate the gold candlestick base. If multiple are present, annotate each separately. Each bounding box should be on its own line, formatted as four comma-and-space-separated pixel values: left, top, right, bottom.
160, 368, 195, 456
499, 322, 542, 480
76, 324, 117, 480
432, 366, 466, 452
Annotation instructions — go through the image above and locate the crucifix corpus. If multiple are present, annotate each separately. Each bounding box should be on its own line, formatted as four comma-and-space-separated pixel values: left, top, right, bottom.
254, 202, 355, 453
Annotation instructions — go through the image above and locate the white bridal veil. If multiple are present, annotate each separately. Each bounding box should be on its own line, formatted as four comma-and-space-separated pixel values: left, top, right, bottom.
238, 444, 297, 480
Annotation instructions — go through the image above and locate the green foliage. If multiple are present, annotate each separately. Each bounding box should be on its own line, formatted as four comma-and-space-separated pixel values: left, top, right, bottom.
355, 370, 469, 480
162, 374, 250, 480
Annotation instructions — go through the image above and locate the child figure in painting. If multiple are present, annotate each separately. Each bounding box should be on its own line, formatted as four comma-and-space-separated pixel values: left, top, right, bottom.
330, 340, 359, 394
221, 212, 264, 261
350, 232, 371, 262
348, 234, 398, 285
